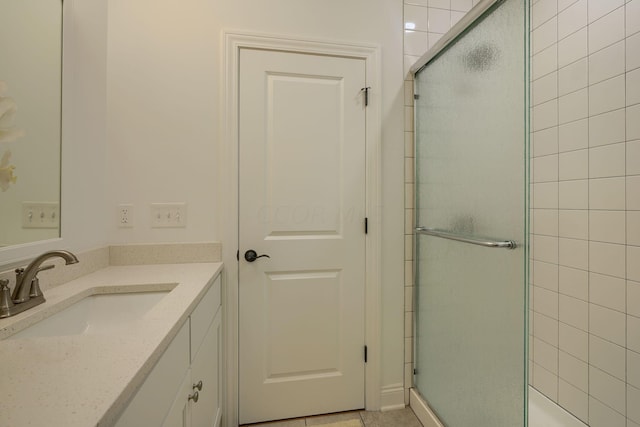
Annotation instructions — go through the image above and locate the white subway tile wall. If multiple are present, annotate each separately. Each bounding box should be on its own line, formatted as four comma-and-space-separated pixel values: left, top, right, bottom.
530, 1, 640, 426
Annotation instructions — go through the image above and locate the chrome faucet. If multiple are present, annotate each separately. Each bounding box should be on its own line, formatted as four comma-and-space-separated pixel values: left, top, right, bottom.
0, 250, 79, 318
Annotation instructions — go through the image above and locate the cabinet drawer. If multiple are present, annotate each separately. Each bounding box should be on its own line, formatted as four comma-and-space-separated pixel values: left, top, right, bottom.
190, 274, 221, 361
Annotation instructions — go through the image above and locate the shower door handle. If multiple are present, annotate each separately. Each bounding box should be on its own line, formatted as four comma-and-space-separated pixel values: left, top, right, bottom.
415, 227, 517, 249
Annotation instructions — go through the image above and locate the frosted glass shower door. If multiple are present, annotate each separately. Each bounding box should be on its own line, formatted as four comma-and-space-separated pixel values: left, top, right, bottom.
413, 0, 529, 426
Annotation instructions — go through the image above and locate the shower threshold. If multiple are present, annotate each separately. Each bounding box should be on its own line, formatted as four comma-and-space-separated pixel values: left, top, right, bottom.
528, 387, 587, 427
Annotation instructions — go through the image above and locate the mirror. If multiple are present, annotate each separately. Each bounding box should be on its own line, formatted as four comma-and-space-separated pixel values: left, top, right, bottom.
0, 0, 63, 247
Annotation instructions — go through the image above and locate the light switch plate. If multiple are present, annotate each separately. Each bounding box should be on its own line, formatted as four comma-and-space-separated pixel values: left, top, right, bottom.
150, 203, 187, 228
22, 202, 59, 229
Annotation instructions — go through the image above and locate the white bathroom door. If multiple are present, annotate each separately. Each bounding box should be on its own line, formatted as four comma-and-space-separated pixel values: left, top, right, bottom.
238, 48, 367, 424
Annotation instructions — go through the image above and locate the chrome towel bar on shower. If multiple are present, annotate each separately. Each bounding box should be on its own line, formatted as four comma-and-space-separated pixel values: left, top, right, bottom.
415, 226, 517, 249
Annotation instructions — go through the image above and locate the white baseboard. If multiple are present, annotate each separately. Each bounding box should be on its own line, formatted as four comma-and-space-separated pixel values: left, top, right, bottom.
409, 389, 444, 427
380, 385, 405, 411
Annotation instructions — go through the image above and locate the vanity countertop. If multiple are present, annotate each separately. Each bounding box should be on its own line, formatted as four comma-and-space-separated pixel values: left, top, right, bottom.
0, 262, 223, 427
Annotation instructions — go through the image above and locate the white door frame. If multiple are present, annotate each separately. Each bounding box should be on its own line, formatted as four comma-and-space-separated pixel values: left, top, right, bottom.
221, 31, 382, 427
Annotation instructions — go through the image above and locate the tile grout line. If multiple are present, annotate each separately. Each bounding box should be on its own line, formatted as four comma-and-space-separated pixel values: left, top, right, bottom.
551, 2, 560, 404
624, 2, 628, 423
586, 1, 591, 420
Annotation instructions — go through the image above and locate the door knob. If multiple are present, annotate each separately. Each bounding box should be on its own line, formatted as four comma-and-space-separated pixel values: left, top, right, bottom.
244, 250, 270, 262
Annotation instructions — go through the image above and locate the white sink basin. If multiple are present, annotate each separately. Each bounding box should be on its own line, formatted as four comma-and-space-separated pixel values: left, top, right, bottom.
8, 291, 170, 339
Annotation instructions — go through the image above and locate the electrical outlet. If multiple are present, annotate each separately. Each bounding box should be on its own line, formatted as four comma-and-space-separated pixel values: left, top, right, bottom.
118, 204, 134, 228
22, 202, 59, 229
150, 203, 187, 228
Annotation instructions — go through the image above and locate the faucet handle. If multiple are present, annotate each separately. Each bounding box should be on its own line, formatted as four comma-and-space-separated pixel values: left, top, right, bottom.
36, 264, 55, 273
30, 277, 44, 299
14, 264, 54, 282
15, 264, 54, 275
29, 265, 53, 299
0, 279, 15, 318
14, 264, 54, 300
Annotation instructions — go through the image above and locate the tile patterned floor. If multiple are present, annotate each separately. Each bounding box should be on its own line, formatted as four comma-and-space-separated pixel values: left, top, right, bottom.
241, 407, 423, 427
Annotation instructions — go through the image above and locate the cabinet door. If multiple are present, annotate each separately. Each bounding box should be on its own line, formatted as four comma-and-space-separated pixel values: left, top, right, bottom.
115, 322, 190, 427
162, 370, 192, 427
191, 309, 222, 427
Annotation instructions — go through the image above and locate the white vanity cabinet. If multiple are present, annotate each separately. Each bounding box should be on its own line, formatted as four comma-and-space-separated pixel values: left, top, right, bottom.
116, 274, 222, 427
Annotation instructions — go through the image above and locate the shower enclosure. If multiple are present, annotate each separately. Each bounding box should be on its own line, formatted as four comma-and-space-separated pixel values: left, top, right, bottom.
411, 0, 529, 426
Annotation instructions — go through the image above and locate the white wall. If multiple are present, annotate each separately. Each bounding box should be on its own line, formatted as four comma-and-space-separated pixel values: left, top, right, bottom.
106, 0, 406, 405
62, 0, 109, 254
